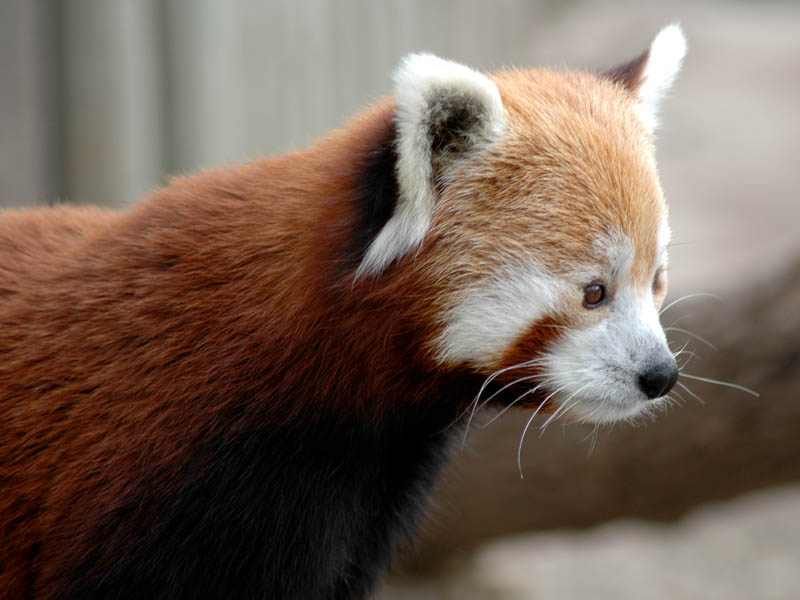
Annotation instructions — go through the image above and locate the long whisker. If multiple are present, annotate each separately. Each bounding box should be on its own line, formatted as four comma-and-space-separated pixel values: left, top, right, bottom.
517, 386, 563, 478
582, 424, 601, 456
671, 343, 698, 369
664, 327, 718, 351
664, 391, 686, 411
671, 341, 690, 354
481, 364, 590, 429
457, 358, 541, 446
677, 352, 698, 371
680, 373, 760, 397
480, 380, 552, 429
669, 340, 690, 356
659, 292, 720, 316
666, 314, 693, 328
474, 373, 540, 415
673, 347, 695, 360
578, 396, 612, 424
538, 385, 590, 435
541, 395, 586, 436
676, 380, 705, 405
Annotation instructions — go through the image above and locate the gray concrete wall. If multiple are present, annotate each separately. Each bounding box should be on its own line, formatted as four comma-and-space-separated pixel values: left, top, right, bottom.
0, 0, 57, 207
2, 0, 797, 294
1, 0, 554, 208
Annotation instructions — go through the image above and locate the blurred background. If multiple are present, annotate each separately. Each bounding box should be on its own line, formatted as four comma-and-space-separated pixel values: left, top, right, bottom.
2, 1, 799, 598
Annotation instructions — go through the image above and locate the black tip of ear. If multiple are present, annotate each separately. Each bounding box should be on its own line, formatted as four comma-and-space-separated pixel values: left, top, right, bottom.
427, 94, 489, 174
602, 48, 650, 93
430, 96, 483, 146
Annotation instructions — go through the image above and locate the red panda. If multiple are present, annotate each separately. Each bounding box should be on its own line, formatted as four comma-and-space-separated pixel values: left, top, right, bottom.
0, 25, 686, 600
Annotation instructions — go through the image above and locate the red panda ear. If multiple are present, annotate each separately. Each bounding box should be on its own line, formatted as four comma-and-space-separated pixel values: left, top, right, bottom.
355, 54, 505, 279
604, 24, 687, 132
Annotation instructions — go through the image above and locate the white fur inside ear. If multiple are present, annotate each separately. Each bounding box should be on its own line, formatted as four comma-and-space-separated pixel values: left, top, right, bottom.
356, 53, 505, 279
638, 24, 687, 131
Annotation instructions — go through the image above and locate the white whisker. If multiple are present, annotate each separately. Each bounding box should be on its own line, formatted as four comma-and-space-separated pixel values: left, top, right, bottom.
517, 386, 564, 478
478, 365, 586, 430
579, 395, 615, 424
474, 373, 540, 415
677, 351, 698, 371
459, 357, 541, 447
479, 381, 550, 429
660, 292, 720, 316
666, 314, 692, 328
669, 340, 690, 356
539, 387, 589, 435
676, 380, 705, 405
586, 424, 601, 456
664, 326, 718, 351
680, 373, 760, 397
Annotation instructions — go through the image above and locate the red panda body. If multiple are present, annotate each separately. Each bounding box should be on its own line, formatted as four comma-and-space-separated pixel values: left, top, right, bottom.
0, 27, 686, 599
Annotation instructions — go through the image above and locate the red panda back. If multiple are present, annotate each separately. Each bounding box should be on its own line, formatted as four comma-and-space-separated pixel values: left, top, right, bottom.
0, 100, 470, 598
0, 27, 687, 599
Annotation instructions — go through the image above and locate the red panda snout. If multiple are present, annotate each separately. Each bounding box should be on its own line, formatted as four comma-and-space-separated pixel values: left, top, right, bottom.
429, 223, 675, 424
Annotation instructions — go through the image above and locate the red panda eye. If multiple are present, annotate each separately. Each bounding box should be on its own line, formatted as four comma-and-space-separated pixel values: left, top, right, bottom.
583, 284, 606, 308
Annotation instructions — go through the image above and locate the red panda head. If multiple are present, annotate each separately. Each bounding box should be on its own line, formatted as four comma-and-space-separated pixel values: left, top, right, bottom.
357, 25, 687, 423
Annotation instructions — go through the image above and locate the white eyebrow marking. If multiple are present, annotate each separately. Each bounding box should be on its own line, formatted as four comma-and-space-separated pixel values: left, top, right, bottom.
586, 230, 635, 282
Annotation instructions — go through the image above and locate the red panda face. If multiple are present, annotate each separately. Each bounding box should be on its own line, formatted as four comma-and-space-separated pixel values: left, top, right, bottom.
359, 26, 686, 423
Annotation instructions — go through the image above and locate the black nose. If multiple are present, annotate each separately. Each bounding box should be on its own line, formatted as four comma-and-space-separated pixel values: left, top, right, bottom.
638, 361, 679, 400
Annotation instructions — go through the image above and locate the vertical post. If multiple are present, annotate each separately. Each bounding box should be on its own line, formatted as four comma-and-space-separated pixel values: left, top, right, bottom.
60, 0, 164, 207
0, 0, 58, 208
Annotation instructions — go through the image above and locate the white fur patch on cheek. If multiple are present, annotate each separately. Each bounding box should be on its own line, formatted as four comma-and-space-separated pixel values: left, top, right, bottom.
575, 229, 634, 285
637, 24, 687, 132
434, 263, 565, 368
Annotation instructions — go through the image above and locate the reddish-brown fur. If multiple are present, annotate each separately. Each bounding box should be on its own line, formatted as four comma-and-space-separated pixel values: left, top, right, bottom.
0, 61, 666, 597
0, 99, 467, 597
415, 69, 666, 387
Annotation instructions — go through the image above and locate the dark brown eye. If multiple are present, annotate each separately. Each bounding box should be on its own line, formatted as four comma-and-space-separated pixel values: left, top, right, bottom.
583, 284, 606, 308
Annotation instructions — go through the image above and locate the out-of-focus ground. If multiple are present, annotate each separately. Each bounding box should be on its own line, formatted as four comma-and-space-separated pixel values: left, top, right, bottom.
379, 484, 800, 600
